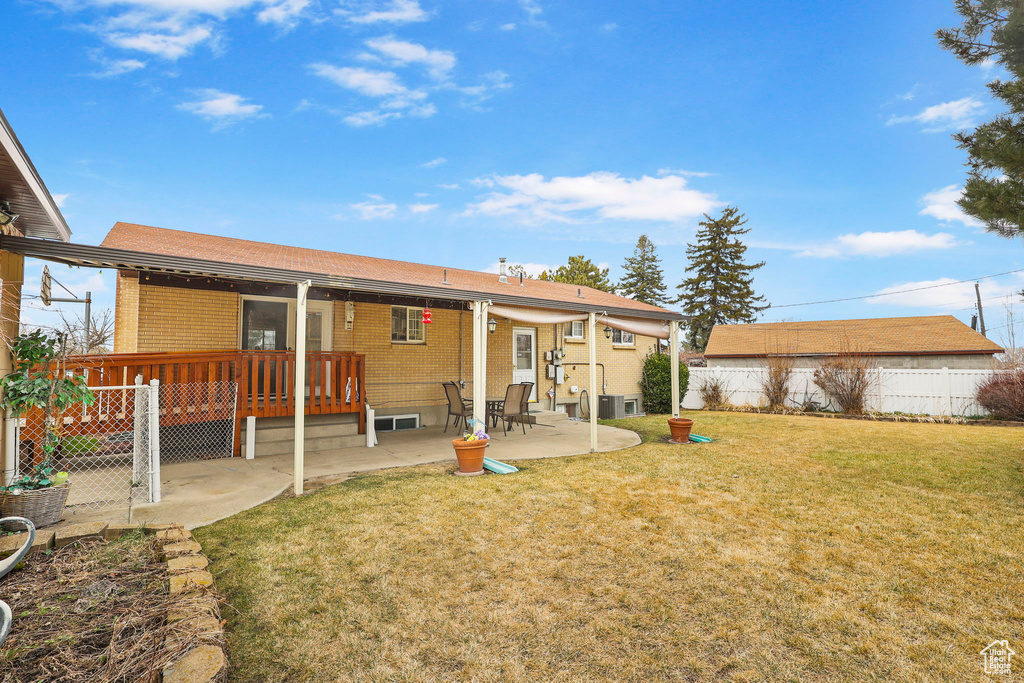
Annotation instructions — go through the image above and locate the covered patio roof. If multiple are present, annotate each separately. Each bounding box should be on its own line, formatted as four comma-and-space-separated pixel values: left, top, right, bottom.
0, 233, 684, 322
0, 108, 71, 242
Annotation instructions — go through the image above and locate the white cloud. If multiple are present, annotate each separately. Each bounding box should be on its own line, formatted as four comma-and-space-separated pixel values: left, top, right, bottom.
438, 183, 461, 190
422, 157, 446, 168
51, 194, 69, 208
887, 96, 985, 132
343, 110, 401, 126
867, 277, 1021, 310
500, 23, 516, 30
340, 0, 427, 24
364, 36, 455, 80
797, 230, 960, 258
309, 64, 411, 97
177, 89, 266, 126
105, 24, 214, 59
350, 200, 398, 219
257, 0, 309, 27
409, 203, 438, 213
91, 58, 147, 77
656, 167, 715, 178
465, 171, 721, 224
600, 22, 618, 32
518, 0, 544, 25
919, 185, 983, 227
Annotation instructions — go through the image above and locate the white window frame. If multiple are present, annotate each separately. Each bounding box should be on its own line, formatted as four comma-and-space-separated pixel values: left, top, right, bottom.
612, 328, 635, 346
565, 320, 585, 340
239, 294, 333, 351
391, 306, 426, 344
624, 399, 639, 415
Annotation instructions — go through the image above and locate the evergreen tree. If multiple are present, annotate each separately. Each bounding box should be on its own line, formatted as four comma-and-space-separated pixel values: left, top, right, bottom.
937, 1, 1024, 240
538, 255, 614, 292
618, 234, 668, 305
675, 207, 768, 351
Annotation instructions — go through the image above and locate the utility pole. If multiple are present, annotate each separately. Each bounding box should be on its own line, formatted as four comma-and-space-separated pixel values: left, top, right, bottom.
974, 282, 987, 337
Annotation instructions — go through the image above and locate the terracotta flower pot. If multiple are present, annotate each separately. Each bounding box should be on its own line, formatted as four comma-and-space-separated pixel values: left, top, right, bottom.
667, 417, 694, 444
452, 438, 488, 474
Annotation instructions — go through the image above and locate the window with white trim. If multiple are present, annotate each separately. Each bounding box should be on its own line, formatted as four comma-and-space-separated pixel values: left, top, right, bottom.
612, 329, 634, 345
566, 320, 585, 340
391, 306, 425, 343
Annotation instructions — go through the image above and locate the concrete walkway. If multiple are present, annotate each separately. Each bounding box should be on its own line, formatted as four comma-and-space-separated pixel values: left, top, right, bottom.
58, 416, 640, 530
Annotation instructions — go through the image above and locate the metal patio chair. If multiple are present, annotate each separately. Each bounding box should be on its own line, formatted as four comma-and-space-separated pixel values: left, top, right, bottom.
518, 382, 534, 429
442, 381, 473, 433
492, 383, 527, 436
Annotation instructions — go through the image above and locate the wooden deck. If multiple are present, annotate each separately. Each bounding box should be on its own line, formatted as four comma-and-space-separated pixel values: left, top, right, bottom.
42, 350, 367, 457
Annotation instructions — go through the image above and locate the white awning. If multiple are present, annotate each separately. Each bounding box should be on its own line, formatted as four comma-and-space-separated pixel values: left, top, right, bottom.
471, 302, 671, 339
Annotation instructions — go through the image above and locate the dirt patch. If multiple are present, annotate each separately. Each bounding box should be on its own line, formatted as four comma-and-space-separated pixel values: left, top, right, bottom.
0, 532, 221, 682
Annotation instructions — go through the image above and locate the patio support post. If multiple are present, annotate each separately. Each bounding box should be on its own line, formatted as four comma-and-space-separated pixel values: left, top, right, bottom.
293, 279, 311, 496
588, 311, 598, 453
472, 300, 488, 429
670, 320, 680, 418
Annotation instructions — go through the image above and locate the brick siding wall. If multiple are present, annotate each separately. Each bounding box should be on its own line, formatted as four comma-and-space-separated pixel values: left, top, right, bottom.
115, 280, 662, 417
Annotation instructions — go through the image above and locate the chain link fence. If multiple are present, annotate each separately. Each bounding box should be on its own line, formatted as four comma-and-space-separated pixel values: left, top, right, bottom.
158, 382, 237, 464
9, 380, 237, 510
11, 384, 157, 509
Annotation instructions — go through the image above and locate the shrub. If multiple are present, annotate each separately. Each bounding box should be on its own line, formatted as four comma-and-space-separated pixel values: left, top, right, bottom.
639, 351, 689, 414
812, 354, 874, 414
760, 355, 795, 410
976, 369, 1024, 420
698, 376, 731, 410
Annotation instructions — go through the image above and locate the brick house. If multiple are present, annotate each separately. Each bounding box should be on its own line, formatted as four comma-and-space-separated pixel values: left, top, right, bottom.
40, 222, 683, 454
704, 315, 1003, 369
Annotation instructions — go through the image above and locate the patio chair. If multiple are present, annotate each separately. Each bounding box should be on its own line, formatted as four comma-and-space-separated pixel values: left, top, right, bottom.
518, 382, 534, 429
442, 382, 473, 433
492, 383, 527, 436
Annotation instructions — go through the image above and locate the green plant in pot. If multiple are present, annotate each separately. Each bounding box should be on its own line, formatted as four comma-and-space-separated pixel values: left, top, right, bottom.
0, 332, 93, 527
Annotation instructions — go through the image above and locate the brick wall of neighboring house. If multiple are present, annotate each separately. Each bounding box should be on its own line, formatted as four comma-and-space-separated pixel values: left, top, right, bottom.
113, 277, 663, 422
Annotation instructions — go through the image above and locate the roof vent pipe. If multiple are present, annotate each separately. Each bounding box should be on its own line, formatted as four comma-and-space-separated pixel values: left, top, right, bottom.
577, 288, 583, 298
442, 269, 450, 285
498, 257, 508, 284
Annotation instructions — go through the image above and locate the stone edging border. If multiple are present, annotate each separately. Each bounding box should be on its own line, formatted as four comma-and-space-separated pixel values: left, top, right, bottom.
5, 521, 227, 683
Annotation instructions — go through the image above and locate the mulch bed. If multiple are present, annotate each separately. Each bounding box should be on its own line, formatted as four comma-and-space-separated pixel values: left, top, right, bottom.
0, 532, 217, 683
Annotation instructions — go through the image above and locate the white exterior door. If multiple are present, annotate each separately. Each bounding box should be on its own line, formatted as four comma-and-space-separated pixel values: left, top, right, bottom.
513, 327, 537, 401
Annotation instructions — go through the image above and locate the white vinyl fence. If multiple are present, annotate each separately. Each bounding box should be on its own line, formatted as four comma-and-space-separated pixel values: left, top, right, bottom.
683, 366, 996, 417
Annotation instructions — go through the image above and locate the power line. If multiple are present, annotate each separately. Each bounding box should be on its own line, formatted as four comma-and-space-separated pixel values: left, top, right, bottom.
771, 267, 1024, 309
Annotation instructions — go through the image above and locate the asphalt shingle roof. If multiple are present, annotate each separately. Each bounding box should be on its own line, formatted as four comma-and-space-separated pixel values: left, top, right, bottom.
102, 222, 676, 316
704, 315, 1003, 357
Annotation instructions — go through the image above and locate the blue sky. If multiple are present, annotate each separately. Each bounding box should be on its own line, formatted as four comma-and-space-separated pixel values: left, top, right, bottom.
6, 0, 1023, 345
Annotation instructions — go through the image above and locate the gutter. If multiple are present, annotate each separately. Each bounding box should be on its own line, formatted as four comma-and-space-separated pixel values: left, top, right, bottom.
1, 235, 685, 322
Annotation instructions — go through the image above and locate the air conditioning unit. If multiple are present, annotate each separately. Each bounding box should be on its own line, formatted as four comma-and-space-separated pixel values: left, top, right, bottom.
598, 394, 625, 419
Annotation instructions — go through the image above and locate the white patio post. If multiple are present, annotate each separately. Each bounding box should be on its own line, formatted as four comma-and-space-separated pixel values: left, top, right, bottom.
588, 311, 598, 453
293, 279, 310, 496
472, 301, 488, 429
670, 320, 680, 418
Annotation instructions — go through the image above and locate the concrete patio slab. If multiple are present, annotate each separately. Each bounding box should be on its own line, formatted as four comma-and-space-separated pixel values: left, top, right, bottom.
56, 417, 639, 530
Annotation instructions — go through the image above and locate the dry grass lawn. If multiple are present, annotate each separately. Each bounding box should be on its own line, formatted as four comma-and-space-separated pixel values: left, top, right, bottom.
195, 412, 1024, 682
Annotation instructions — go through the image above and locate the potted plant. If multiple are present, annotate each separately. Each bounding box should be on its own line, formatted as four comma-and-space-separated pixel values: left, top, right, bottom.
0, 332, 93, 528
452, 422, 489, 476
667, 417, 694, 443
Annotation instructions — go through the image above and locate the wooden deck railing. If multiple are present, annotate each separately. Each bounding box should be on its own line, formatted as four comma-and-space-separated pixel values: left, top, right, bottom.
58, 350, 366, 456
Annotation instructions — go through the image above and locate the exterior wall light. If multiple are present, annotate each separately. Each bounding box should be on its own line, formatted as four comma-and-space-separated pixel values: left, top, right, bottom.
487, 318, 498, 334
0, 202, 18, 227
603, 326, 612, 339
